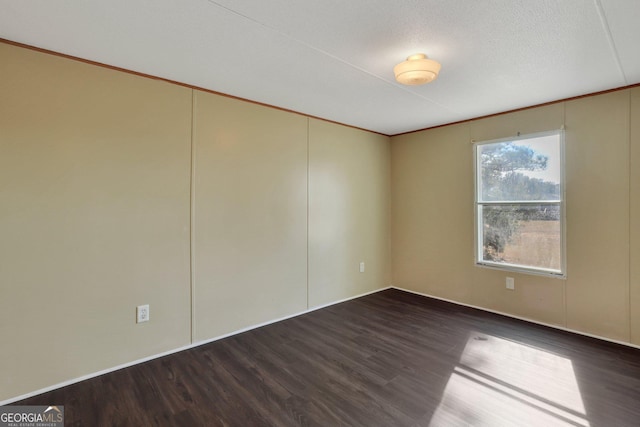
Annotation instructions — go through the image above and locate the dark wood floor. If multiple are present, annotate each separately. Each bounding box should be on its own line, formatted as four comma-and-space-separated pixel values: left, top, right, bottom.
11, 289, 640, 426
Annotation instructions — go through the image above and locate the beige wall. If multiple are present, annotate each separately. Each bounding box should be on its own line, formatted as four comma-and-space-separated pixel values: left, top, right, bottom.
392, 91, 637, 344
309, 119, 391, 307
0, 44, 193, 400
191, 91, 309, 340
0, 42, 392, 402
564, 92, 629, 339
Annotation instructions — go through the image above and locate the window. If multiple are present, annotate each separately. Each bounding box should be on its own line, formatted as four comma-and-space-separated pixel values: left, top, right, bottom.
474, 130, 565, 276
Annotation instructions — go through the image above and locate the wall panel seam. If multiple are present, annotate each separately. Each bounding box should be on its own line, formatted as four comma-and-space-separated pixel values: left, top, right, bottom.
306, 118, 310, 310
628, 90, 633, 342
190, 89, 197, 344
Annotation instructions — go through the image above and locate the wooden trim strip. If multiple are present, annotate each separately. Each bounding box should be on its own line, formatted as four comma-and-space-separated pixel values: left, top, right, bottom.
392, 82, 640, 137
0, 38, 387, 137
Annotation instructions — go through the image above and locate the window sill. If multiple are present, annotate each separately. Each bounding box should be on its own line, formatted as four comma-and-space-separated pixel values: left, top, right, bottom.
475, 261, 566, 279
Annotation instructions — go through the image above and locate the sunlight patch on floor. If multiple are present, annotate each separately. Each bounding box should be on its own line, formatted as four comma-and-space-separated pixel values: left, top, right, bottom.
429, 332, 589, 426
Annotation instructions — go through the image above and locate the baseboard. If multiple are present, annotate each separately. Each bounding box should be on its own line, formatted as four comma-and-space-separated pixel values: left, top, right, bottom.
0, 285, 391, 406
392, 286, 640, 351
0, 343, 195, 406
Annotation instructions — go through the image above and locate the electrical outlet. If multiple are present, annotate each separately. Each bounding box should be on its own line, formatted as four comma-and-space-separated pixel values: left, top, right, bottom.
359, 262, 365, 273
506, 277, 515, 290
137, 304, 149, 323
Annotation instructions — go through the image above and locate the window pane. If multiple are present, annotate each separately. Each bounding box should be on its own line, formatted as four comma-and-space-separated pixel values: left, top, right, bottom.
478, 135, 560, 202
480, 204, 561, 271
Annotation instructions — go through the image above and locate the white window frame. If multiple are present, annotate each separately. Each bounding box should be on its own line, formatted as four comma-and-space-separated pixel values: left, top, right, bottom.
473, 129, 566, 278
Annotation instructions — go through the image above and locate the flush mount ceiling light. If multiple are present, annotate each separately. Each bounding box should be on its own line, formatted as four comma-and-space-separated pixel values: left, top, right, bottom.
394, 53, 441, 85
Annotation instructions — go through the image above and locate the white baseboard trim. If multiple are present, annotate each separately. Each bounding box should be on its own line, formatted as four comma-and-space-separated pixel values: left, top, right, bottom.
392, 286, 640, 351
1, 286, 392, 406
0, 343, 193, 407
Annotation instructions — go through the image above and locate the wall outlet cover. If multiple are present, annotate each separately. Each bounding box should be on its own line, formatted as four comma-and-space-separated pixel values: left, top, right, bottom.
137, 304, 149, 323
506, 277, 515, 290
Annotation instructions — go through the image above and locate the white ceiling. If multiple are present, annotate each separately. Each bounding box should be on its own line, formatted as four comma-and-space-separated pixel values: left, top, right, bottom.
2, 0, 639, 135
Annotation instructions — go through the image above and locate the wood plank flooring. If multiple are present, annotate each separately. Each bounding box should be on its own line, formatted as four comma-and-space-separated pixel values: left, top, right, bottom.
11, 289, 640, 426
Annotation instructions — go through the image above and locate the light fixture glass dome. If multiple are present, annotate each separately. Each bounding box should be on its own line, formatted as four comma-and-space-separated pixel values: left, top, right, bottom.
394, 53, 441, 85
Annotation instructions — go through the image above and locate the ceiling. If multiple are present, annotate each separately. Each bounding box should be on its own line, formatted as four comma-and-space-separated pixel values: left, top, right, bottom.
2, 0, 639, 136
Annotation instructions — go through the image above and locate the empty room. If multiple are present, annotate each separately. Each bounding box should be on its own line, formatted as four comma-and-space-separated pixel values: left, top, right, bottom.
1, 1, 640, 426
